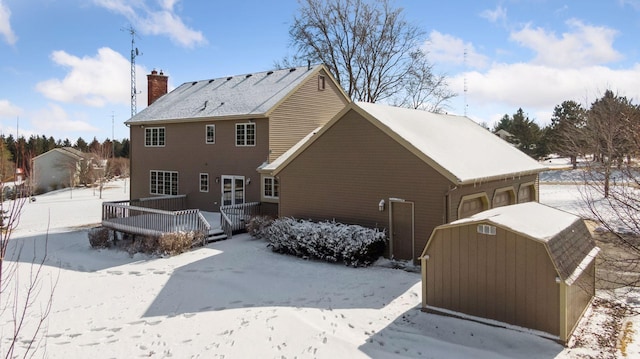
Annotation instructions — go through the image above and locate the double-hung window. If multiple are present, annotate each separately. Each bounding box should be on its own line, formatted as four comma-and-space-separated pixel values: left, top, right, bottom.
263, 176, 279, 199
145, 127, 165, 147
205, 124, 215, 144
236, 123, 256, 146
200, 173, 209, 192
150, 170, 178, 195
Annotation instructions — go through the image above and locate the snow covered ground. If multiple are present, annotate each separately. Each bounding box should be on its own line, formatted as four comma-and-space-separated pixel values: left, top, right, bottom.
2, 173, 639, 358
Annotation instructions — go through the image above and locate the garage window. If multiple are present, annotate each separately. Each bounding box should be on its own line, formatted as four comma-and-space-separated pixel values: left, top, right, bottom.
458, 193, 489, 219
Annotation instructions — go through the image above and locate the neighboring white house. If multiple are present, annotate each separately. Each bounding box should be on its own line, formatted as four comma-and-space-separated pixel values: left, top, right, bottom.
32, 147, 89, 194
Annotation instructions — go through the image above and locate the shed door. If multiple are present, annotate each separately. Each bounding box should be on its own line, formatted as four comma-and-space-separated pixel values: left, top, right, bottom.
390, 200, 414, 261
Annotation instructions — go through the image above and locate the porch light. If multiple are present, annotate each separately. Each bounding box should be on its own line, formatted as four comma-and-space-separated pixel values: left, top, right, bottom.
247, 178, 251, 185
215, 177, 220, 183
378, 199, 385, 212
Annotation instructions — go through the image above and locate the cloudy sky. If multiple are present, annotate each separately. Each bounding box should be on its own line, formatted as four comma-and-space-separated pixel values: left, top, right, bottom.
1, 0, 639, 142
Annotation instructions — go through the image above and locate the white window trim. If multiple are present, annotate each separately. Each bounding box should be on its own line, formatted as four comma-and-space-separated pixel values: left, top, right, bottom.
235, 122, 256, 147
149, 170, 178, 195
221, 175, 245, 206
263, 176, 279, 199
199, 173, 209, 193
205, 124, 215, 144
144, 127, 166, 147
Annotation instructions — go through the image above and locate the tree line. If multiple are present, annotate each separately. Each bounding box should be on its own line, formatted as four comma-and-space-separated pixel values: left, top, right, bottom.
0, 135, 129, 181
492, 90, 639, 167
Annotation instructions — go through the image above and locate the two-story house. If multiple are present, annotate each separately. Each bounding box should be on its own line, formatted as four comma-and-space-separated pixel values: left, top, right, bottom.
125, 65, 350, 213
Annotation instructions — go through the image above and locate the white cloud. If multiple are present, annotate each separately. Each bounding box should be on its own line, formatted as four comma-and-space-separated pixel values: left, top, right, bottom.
510, 19, 622, 68
0, 0, 17, 45
480, 5, 507, 24
426, 31, 489, 69
0, 99, 21, 118
452, 63, 640, 124
35, 47, 143, 107
31, 103, 99, 133
94, 0, 206, 48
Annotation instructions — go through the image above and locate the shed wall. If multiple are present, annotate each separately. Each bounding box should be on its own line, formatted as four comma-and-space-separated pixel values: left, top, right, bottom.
565, 259, 595, 340
425, 224, 561, 336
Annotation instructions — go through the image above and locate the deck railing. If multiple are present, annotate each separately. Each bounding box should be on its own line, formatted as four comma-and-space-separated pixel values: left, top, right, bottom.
219, 202, 261, 238
130, 195, 187, 211
102, 195, 210, 239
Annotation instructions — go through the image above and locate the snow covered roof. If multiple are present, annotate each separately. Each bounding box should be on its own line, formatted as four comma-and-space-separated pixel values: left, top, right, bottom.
267, 102, 545, 183
126, 64, 329, 124
353, 102, 546, 184
259, 127, 322, 173
33, 147, 88, 161
439, 202, 598, 285
451, 202, 578, 241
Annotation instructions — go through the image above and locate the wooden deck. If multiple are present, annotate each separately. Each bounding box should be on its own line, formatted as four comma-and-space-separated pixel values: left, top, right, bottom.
102, 211, 223, 238
101, 196, 260, 242
101, 196, 225, 242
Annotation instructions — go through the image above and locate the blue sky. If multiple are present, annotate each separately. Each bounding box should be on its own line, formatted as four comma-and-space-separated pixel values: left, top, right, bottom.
1, 0, 640, 142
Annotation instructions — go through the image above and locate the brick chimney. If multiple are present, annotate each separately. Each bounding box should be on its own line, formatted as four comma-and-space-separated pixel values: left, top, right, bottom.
147, 69, 168, 105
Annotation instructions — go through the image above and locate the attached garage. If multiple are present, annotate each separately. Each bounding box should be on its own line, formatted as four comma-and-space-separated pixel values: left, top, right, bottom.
420, 202, 599, 343
263, 102, 546, 262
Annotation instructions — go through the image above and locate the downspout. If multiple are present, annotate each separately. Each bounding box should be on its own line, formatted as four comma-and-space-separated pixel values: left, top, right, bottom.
444, 185, 458, 223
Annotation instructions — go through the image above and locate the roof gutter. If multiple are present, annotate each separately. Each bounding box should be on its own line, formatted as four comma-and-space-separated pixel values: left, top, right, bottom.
125, 113, 269, 126
454, 168, 547, 186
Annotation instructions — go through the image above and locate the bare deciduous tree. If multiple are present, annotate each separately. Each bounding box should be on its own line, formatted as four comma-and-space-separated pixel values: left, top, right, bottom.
583, 90, 639, 198
288, 0, 455, 109
0, 153, 55, 357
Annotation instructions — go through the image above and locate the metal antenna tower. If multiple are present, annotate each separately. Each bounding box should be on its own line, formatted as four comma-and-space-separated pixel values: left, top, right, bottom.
122, 25, 141, 118
463, 48, 468, 117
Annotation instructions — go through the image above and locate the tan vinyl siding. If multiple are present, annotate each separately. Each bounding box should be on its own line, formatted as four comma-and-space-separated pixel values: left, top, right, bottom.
129, 119, 269, 211
425, 225, 561, 336
565, 260, 595, 339
268, 69, 349, 162
278, 109, 452, 260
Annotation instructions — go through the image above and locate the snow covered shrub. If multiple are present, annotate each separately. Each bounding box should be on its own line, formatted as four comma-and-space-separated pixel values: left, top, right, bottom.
88, 227, 111, 248
157, 231, 203, 255
265, 218, 387, 267
247, 215, 274, 239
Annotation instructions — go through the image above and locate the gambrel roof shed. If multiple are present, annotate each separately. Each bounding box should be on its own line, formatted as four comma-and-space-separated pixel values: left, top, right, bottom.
126, 64, 344, 124
421, 202, 598, 343
268, 102, 546, 183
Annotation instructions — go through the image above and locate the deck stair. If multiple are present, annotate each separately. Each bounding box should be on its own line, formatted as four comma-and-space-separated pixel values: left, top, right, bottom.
207, 228, 227, 242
